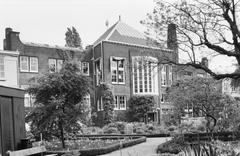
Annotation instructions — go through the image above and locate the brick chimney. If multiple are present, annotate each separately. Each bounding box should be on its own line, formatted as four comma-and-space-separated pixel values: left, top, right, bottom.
201, 57, 208, 67
4, 27, 20, 51
167, 23, 178, 63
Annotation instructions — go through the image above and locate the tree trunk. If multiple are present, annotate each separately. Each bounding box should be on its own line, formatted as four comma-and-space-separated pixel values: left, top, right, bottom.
59, 122, 65, 148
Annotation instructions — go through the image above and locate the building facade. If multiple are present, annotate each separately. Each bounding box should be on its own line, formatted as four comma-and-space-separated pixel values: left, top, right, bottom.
90, 20, 178, 125
3, 28, 87, 107
0, 50, 19, 88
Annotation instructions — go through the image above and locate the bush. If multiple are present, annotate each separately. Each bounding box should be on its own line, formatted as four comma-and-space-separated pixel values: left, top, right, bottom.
103, 127, 120, 134
156, 135, 186, 154
103, 122, 127, 134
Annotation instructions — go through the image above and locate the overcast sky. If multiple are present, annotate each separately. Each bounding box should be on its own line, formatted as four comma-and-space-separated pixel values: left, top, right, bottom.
0, 0, 154, 48
0, 0, 235, 73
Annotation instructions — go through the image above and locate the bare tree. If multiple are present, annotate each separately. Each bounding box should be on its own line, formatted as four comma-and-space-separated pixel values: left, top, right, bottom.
141, 0, 240, 80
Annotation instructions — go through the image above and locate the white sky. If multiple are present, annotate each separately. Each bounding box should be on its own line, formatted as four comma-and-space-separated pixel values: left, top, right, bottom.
0, 0, 154, 48
0, 0, 236, 73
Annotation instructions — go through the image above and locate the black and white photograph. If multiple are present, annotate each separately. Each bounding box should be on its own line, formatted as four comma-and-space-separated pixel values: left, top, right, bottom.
1, 0, 240, 155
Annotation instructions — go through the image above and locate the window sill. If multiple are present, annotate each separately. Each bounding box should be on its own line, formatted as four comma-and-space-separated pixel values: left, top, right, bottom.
0, 78, 6, 81
29, 71, 39, 73
114, 108, 126, 111
111, 82, 125, 85
133, 92, 158, 95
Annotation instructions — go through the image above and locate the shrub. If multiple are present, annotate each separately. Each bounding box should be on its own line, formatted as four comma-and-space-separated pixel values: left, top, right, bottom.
128, 96, 155, 122
103, 122, 127, 134
103, 127, 120, 134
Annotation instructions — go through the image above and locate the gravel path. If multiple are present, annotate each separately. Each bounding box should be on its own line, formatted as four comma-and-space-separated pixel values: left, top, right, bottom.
99, 137, 171, 156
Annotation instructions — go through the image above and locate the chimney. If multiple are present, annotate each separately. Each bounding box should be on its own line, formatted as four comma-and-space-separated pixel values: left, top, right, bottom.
201, 57, 208, 67
4, 27, 20, 51
167, 23, 178, 63
4, 28, 13, 50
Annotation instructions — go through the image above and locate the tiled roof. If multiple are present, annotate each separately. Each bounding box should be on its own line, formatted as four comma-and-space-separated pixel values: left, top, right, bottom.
93, 20, 159, 48
22, 41, 82, 52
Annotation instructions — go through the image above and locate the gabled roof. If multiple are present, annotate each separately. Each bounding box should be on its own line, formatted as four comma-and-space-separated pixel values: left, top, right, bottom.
93, 20, 158, 48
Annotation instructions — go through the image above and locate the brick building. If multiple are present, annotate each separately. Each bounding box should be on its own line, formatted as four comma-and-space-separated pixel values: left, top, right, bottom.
3, 28, 88, 107
90, 19, 178, 125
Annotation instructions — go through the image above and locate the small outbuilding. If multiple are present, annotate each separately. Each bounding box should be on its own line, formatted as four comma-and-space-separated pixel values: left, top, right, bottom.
0, 85, 25, 156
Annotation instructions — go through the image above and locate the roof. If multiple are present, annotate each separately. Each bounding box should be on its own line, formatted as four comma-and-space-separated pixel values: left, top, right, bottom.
93, 20, 161, 49
22, 41, 82, 52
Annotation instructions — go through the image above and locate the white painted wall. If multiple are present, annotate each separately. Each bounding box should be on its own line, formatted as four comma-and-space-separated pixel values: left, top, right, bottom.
0, 51, 19, 88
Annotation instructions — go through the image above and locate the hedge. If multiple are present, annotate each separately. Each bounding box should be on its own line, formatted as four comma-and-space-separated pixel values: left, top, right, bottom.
46, 137, 146, 156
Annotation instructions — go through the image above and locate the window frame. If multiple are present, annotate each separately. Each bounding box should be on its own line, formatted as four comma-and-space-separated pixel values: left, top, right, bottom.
132, 56, 158, 95
97, 97, 104, 111
48, 58, 57, 72
82, 62, 90, 76
20, 56, 29, 72
110, 56, 126, 84
114, 95, 126, 110
29, 57, 39, 73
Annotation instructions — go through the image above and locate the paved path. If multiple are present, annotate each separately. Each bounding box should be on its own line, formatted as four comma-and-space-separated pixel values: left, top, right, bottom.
100, 137, 171, 156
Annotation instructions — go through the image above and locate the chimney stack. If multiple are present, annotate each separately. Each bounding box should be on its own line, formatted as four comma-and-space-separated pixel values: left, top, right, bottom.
167, 23, 178, 63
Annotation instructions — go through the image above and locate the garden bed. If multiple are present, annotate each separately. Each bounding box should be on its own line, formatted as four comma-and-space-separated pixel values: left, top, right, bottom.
44, 136, 146, 156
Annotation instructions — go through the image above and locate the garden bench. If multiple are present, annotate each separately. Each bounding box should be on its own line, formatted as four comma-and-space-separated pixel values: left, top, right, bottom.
7, 146, 57, 156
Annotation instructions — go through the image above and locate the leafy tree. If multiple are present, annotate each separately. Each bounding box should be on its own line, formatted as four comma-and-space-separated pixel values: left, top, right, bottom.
26, 61, 91, 148
168, 77, 235, 132
65, 26, 83, 49
141, 0, 240, 80
128, 96, 155, 122
99, 83, 114, 125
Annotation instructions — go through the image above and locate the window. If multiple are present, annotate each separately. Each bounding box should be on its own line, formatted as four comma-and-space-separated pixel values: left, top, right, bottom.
48, 58, 63, 72
97, 97, 103, 111
161, 65, 166, 86
168, 65, 172, 85
48, 59, 57, 72
57, 60, 63, 72
95, 59, 102, 85
82, 62, 89, 75
0, 56, 5, 79
114, 96, 126, 110
110, 57, 125, 84
83, 94, 90, 106
132, 56, 158, 94
20, 56, 29, 72
30, 57, 38, 72
20, 56, 38, 73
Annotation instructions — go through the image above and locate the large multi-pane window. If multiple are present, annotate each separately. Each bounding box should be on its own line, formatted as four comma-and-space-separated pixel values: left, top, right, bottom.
132, 56, 158, 94
0, 56, 4, 79
110, 57, 125, 84
20, 56, 38, 73
114, 96, 126, 110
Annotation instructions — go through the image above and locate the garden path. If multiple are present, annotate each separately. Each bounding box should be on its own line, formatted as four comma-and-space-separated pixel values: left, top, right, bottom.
100, 137, 171, 156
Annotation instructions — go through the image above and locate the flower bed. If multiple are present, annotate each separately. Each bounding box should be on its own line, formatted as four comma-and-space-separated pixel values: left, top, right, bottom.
44, 136, 146, 156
